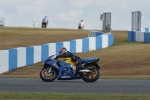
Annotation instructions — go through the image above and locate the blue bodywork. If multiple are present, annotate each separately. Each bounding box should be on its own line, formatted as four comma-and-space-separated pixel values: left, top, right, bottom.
44, 57, 99, 80
81, 58, 99, 64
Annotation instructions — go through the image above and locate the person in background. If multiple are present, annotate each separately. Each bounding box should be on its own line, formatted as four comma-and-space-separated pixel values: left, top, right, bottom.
33, 19, 35, 27
41, 16, 48, 28
78, 20, 84, 29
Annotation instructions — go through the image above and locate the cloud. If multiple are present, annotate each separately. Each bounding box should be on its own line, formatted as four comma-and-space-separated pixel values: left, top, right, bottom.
69, 0, 129, 9
59, 10, 83, 22
0, 0, 56, 14
68, 0, 93, 7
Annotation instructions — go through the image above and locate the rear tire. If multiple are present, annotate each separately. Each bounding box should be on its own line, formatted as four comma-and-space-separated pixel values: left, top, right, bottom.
80, 66, 100, 82
40, 67, 58, 82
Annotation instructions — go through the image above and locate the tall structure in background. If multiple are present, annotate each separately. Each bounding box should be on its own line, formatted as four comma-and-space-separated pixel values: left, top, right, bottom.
100, 12, 111, 33
0, 18, 5, 26
132, 11, 142, 31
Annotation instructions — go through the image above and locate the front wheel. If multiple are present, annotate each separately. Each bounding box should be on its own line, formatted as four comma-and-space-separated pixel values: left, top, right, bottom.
80, 66, 100, 82
40, 67, 58, 82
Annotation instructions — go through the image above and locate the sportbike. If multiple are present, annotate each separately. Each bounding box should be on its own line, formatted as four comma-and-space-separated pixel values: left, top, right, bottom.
40, 55, 100, 82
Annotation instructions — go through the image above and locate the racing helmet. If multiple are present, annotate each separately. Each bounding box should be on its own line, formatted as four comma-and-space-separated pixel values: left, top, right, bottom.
59, 47, 67, 55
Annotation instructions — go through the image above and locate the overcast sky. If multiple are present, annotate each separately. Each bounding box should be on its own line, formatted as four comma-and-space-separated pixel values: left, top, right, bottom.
0, 0, 150, 30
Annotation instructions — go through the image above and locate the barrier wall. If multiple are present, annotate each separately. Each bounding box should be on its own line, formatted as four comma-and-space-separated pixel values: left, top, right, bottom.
128, 31, 150, 43
134, 28, 150, 32
0, 34, 114, 74
145, 28, 150, 32
144, 32, 150, 43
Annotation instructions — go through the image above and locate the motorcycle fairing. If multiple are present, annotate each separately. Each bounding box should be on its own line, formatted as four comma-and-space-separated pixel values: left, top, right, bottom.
45, 60, 60, 69
56, 60, 81, 80
45, 59, 81, 80
82, 58, 99, 64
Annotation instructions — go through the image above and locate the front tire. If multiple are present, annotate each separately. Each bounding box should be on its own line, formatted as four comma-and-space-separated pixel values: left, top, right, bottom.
80, 66, 100, 82
40, 67, 58, 82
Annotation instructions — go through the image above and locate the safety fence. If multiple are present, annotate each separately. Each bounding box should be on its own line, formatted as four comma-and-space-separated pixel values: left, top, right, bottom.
0, 32, 114, 74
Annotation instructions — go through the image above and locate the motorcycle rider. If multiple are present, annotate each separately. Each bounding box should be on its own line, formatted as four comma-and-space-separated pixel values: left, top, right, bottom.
42, 16, 48, 28
55, 47, 83, 75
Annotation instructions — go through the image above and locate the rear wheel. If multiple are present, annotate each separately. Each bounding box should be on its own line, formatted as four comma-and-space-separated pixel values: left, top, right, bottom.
80, 65, 100, 82
40, 67, 58, 82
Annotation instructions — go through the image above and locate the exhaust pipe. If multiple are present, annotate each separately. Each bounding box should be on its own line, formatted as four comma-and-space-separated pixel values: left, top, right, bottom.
78, 69, 91, 73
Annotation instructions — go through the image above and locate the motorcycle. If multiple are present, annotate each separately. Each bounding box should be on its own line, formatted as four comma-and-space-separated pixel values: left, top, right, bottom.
41, 22, 48, 28
40, 55, 100, 82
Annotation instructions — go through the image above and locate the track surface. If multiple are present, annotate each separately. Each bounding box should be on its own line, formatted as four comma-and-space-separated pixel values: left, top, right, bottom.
0, 78, 150, 94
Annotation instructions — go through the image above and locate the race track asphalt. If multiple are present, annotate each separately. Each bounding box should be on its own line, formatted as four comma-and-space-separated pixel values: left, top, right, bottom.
0, 78, 150, 94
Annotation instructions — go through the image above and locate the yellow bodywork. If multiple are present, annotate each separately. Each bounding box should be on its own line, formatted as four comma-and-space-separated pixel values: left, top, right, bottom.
58, 57, 76, 66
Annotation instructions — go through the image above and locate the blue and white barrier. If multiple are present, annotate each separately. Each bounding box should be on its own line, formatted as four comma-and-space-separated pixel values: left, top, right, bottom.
145, 28, 150, 32
134, 28, 150, 32
144, 32, 150, 43
128, 31, 150, 43
0, 34, 114, 74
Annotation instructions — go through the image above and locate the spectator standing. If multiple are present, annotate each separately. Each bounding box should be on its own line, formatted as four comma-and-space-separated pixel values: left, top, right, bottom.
78, 20, 84, 29
33, 19, 35, 27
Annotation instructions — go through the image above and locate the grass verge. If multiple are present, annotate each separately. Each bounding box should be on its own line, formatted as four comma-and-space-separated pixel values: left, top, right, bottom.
0, 92, 150, 100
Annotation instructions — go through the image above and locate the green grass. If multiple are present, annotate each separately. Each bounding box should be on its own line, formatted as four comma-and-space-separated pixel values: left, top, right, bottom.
0, 93, 150, 100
